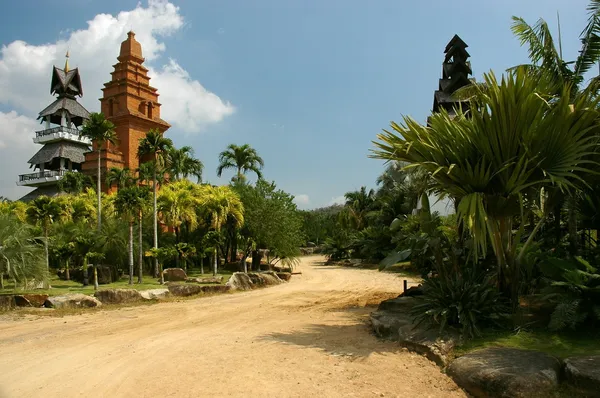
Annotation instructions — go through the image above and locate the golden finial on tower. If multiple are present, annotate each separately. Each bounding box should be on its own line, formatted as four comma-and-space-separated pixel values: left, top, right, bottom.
64, 51, 70, 72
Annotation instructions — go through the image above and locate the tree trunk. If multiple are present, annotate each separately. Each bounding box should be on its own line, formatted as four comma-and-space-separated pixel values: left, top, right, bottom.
213, 248, 218, 276
93, 263, 99, 291
128, 220, 134, 285
0, 273, 4, 289
82, 257, 89, 286
252, 250, 260, 271
44, 229, 50, 289
65, 259, 70, 280
138, 211, 143, 283
153, 171, 159, 278
97, 148, 102, 231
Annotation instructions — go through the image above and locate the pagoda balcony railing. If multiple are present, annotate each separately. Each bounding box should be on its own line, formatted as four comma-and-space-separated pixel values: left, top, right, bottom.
17, 169, 67, 186
33, 126, 92, 145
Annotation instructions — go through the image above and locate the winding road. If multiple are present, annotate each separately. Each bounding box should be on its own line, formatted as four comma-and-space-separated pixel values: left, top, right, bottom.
0, 255, 464, 398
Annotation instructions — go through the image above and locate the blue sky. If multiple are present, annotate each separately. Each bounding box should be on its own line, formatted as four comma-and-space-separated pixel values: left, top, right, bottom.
0, 0, 591, 208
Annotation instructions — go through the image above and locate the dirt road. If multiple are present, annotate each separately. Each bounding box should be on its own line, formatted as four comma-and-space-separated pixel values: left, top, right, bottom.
0, 256, 464, 398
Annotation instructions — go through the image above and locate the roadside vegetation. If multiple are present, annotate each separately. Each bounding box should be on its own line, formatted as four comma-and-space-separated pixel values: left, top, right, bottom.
302, 1, 600, 353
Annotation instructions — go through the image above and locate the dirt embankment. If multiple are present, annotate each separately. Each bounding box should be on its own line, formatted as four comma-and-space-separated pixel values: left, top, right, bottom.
0, 256, 464, 398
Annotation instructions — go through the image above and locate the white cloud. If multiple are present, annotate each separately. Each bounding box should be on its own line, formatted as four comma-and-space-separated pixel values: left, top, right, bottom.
328, 195, 345, 206
0, 0, 233, 132
0, 111, 38, 199
293, 194, 310, 206
0, 0, 235, 199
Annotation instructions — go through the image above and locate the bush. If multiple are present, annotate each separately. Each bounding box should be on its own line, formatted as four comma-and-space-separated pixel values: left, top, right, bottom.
411, 269, 509, 338
539, 256, 600, 331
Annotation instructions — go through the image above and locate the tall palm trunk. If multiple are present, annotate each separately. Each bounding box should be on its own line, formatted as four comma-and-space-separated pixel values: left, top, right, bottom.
83, 256, 89, 286
128, 220, 134, 285
97, 147, 102, 231
93, 263, 99, 291
138, 211, 143, 283
213, 248, 218, 276
152, 170, 158, 278
65, 259, 70, 280
43, 228, 50, 289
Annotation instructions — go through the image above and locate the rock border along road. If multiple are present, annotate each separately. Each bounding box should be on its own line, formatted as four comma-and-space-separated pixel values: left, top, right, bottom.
0, 256, 464, 398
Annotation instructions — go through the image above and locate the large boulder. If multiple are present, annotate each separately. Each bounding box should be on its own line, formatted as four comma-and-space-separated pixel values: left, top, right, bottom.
226, 273, 254, 291
94, 289, 142, 304
168, 283, 231, 297
186, 276, 223, 284
226, 272, 283, 291
0, 295, 15, 311
44, 294, 102, 309
371, 296, 459, 366
13, 294, 49, 307
139, 289, 171, 300
564, 355, 600, 395
161, 268, 187, 282
447, 348, 562, 398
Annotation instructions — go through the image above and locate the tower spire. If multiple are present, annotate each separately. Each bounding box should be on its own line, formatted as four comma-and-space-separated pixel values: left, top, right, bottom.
64, 51, 70, 72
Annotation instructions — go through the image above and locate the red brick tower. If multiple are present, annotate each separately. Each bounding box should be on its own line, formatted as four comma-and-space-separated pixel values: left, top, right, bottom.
83, 31, 170, 191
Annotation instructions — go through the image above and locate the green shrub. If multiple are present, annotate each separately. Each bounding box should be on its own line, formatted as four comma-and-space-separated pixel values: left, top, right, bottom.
539, 256, 600, 331
411, 269, 509, 338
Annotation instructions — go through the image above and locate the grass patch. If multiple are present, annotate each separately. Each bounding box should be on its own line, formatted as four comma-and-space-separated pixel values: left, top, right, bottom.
1, 270, 233, 296
455, 328, 600, 359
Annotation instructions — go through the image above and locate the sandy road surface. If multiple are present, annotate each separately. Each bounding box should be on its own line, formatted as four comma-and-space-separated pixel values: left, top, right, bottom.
0, 256, 464, 398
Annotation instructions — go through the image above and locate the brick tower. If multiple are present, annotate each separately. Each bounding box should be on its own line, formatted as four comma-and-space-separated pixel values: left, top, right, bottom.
83, 31, 170, 191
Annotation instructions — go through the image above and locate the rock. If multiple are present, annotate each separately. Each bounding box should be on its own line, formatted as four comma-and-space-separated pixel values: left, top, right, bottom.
200, 285, 231, 294
226, 273, 254, 291
13, 294, 49, 307
94, 289, 142, 304
161, 268, 187, 282
139, 289, 171, 300
185, 276, 224, 284
276, 272, 292, 281
168, 283, 231, 297
44, 294, 102, 309
564, 355, 600, 394
24, 279, 48, 289
371, 297, 458, 366
168, 283, 203, 297
377, 296, 416, 312
0, 295, 15, 311
226, 272, 283, 291
399, 285, 423, 297
306, 242, 316, 248
447, 348, 562, 398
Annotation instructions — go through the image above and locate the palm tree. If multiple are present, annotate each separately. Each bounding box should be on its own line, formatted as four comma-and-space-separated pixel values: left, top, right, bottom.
0, 213, 46, 289
26, 196, 62, 287
138, 129, 174, 278
217, 144, 264, 182
106, 167, 134, 190
114, 186, 150, 285
57, 171, 93, 194
81, 112, 117, 231
343, 186, 376, 230
166, 146, 203, 182
200, 185, 244, 275
510, 3, 600, 253
158, 180, 199, 243
371, 70, 600, 306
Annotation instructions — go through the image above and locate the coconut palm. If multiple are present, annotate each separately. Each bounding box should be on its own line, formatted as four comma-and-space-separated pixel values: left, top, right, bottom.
114, 186, 150, 285
200, 185, 244, 275
158, 180, 199, 243
371, 70, 600, 306
217, 144, 264, 182
81, 112, 117, 231
138, 129, 174, 278
26, 196, 62, 286
343, 186, 376, 230
510, 2, 600, 97
166, 146, 203, 182
106, 167, 134, 190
